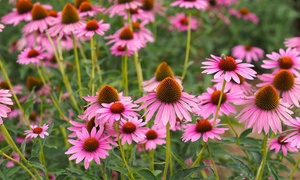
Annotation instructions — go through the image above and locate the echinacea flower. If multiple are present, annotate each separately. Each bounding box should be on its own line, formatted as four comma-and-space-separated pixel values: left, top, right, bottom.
17, 46, 48, 65
105, 0, 142, 17
262, 48, 300, 77
131, 22, 154, 43
196, 87, 243, 118
136, 77, 198, 128
110, 45, 134, 57
231, 44, 264, 63
78, 1, 105, 17
171, 0, 208, 10
229, 7, 259, 24
269, 136, 298, 156
142, 61, 182, 92
202, 55, 257, 84
236, 85, 293, 134
0, 152, 20, 168
169, 13, 198, 32
0, 80, 23, 95
0, 89, 13, 125
284, 37, 300, 51
139, 0, 165, 23
182, 118, 228, 142
74, 19, 110, 38
257, 70, 300, 107
24, 124, 49, 139
283, 117, 300, 148
65, 127, 112, 169
139, 125, 166, 150
119, 117, 147, 145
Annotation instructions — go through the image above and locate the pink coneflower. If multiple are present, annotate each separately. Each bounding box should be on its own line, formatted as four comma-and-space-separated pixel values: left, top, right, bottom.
1, 152, 20, 168
0, 80, 23, 95
269, 136, 298, 156
119, 117, 147, 145
202, 55, 257, 84
95, 100, 139, 126
139, 0, 165, 23
17, 46, 48, 65
229, 7, 259, 24
0, 24, 4, 32
22, 4, 56, 33
65, 127, 112, 169
262, 48, 300, 77
24, 124, 49, 139
169, 13, 198, 32
284, 37, 300, 51
231, 44, 264, 63
142, 62, 182, 92
213, 75, 255, 96
105, 0, 142, 17
283, 117, 300, 148
236, 85, 293, 134
74, 19, 110, 38
170, 117, 187, 131
110, 45, 134, 57
118, 8, 148, 22
0, 89, 13, 125
131, 22, 154, 43
106, 26, 145, 52
136, 77, 198, 128
196, 87, 243, 118
182, 118, 228, 142
206, 2, 231, 24
257, 70, 300, 107
212, 0, 237, 6
139, 125, 166, 150
48, 3, 85, 39
171, 0, 208, 10
78, 2, 105, 17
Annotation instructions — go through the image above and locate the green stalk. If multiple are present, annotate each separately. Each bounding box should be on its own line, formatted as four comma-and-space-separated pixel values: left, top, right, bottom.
99, 164, 106, 180
72, 33, 82, 98
163, 123, 171, 179
213, 79, 226, 125
181, 10, 192, 81
207, 144, 219, 180
224, 115, 239, 145
39, 139, 49, 180
256, 134, 268, 180
289, 157, 300, 180
90, 37, 96, 95
191, 143, 208, 168
150, 150, 155, 171
122, 53, 129, 95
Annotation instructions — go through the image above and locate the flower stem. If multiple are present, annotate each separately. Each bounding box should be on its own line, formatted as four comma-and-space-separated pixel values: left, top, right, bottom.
0, 150, 37, 180
72, 33, 82, 98
289, 157, 300, 180
122, 54, 129, 96
89, 36, 98, 95
99, 164, 106, 180
191, 143, 208, 168
224, 115, 239, 145
207, 143, 219, 180
163, 123, 171, 179
213, 79, 226, 125
150, 150, 155, 171
39, 139, 49, 180
181, 10, 192, 81
256, 134, 268, 180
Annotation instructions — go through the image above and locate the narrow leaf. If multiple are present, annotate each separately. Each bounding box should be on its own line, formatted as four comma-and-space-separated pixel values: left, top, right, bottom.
135, 169, 157, 180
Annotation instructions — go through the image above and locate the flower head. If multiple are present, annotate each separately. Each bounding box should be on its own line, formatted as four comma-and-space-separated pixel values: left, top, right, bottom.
283, 117, 300, 148
24, 124, 49, 139
139, 125, 166, 150
229, 7, 259, 24
169, 13, 198, 32
110, 45, 134, 57
202, 54, 257, 84
105, 0, 142, 17
269, 136, 298, 156
284, 37, 300, 51
119, 117, 147, 145
78, 2, 105, 17
17, 46, 48, 65
231, 44, 264, 63
0, 89, 13, 125
74, 19, 110, 38
171, 0, 208, 10
182, 118, 228, 142
139, 0, 166, 23
65, 127, 112, 169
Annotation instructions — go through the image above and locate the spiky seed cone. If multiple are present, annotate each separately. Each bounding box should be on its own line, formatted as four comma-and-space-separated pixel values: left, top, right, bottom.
273, 69, 294, 91
74, 0, 90, 9
195, 119, 212, 133
255, 85, 279, 110
156, 77, 182, 103
16, 0, 33, 14
219, 56, 237, 71
210, 90, 227, 105
97, 85, 119, 104
26, 76, 43, 91
31, 4, 48, 20
119, 27, 134, 40
62, 3, 79, 24
155, 62, 174, 81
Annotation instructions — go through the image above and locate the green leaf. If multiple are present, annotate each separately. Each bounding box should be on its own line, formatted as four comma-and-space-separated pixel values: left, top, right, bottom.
170, 165, 209, 180
267, 163, 279, 180
228, 154, 254, 179
135, 169, 157, 180
31, 140, 40, 157
29, 161, 45, 173
6, 166, 21, 177
0, 170, 8, 180
20, 139, 27, 154
239, 128, 252, 139
106, 166, 128, 175
169, 149, 188, 169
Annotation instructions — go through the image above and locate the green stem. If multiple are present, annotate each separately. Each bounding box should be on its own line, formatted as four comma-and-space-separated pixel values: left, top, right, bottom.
122, 54, 129, 95
224, 115, 239, 145
289, 158, 300, 180
191, 143, 208, 168
213, 79, 226, 125
207, 143, 219, 180
150, 150, 155, 171
90, 37, 96, 95
163, 123, 170, 179
181, 10, 192, 81
134, 51, 143, 94
0, 150, 37, 180
39, 139, 49, 180
72, 33, 82, 98
99, 164, 106, 180
256, 134, 268, 180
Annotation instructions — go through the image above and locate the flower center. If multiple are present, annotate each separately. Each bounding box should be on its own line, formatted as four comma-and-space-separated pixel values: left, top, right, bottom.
184, 0, 196, 2
129, 8, 138, 14
117, 46, 126, 51
118, 0, 133, 4
122, 122, 136, 134
16, 0, 33, 14
273, 70, 294, 91
27, 49, 39, 58
79, 2, 92, 12
110, 102, 125, 114
48, 10, 58, 17
74, 0, 90, 9
31, 4, 48, 20
119, 27, 134, 40
277, 136, 288, 145
29, 112, 38, 122
244, 45, 252, 51
195, 119, 213, 133
180, 17, 189, 26
0, 82, 9, 89
209, 0, 216, 6
155, 62, 174, 81
239, 7, 250, 15
85, 20, 99, 31
132, 22, 140, 32
141, 0, 154, 10
279, 56, 293, 69
26, 76, 43, 91
156, 77, 182, 104
86, 117, 100, 133
83, 137, 99, 152
255, 85, 279, 110
62, 3, 79, 24
97, 85, 119, 104
33, 127, 43, 134
218, 56, 237, 71
210, 90, 227, 105
146, 129, 158, 140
